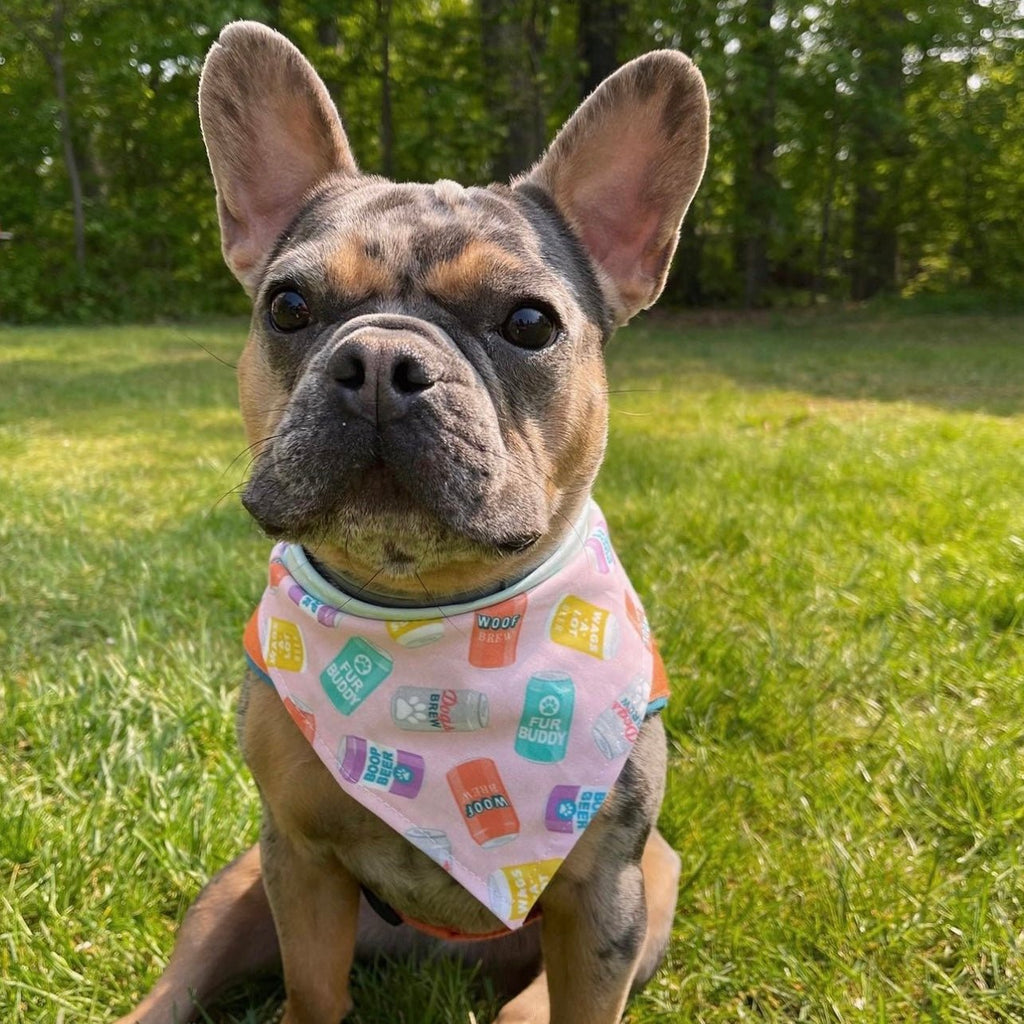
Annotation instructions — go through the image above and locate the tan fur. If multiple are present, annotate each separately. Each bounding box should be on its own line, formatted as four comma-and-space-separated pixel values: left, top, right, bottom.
325, 237, 396, 301
423, 239, 531, 303
237, 338, 289, 447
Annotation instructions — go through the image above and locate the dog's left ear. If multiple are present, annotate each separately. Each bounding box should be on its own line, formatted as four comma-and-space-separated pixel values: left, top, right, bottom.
524, 51, 709, 325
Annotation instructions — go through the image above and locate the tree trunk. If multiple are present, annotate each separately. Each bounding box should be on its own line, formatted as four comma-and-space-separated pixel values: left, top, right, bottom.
377, 0, 394, 178
849, 5, 907, 301
578, 0, 624, 98
478, 0, 546, 180
814, 116, 839, 299
734, 0, 777, 308
38, 2, 86, 272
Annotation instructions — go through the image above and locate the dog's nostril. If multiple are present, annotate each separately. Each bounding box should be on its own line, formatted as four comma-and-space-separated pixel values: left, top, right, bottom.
332, 351, 365, 390
392, 357, 433, 395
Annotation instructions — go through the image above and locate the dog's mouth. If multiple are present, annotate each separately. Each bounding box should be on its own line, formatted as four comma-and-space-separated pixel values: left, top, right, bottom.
241, 447, 552, 599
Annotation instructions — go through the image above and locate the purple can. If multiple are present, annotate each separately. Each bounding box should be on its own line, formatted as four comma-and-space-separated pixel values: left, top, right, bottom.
544, 784, 608, 834
339, 736, 424, 799
584, 526, 615, 574
287, 583, 343, 627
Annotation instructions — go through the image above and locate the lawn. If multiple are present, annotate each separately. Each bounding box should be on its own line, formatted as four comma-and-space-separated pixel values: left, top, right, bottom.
2, 310, 1024, 1023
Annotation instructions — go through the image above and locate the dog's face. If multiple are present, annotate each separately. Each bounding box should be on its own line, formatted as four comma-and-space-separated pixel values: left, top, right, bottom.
199, 23, 708, 600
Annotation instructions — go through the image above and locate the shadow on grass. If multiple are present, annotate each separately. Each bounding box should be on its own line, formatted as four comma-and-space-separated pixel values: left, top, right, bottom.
614, 310, 1024, 417
191, 954, 505, 1024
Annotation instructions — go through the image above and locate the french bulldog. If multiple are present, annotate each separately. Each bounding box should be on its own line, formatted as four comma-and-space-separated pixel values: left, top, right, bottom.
114, 20, 708, 1024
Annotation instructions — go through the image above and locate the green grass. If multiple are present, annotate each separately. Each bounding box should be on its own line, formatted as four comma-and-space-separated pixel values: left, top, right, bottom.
3, 310, 1024, 1022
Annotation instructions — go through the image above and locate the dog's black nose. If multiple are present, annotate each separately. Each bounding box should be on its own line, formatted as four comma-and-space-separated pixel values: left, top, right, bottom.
327, 336, 436, 423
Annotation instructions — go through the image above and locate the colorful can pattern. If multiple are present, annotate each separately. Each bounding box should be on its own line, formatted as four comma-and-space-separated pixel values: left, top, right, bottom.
584, 526, 615, 574
265, 617, 306, 672
386, 618, 444, 648
592, 676, 647, 759
268, 559, 289, 589
339, 735, 424, 799
544, 784, 608, 834
404, 827, 453, 871
282, 695, 317, 743
547, 594, 619, 660
392, 686, 490, 732
515, 673, 575, 763
289, 583, 344, 627
447, 758, 520, 848
624, 589, 652, 650
320, 636, 393, 715
487, 858, 563, 921
468, 594, 527, 668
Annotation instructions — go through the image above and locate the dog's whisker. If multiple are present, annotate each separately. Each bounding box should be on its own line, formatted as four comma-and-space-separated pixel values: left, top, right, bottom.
209, 482, 247, 514
414, 571, 468, 640
181, 332, 238, 370
223, 433, 285, 476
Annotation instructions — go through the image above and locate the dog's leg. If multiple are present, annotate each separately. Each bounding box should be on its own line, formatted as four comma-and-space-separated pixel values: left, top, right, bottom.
262, 824, 361, 1024
630, 828, 681, 990
494, 829, 679, 1024
113, 844, 279, 1024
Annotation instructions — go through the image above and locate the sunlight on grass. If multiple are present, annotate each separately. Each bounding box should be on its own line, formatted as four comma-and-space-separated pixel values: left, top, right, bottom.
3, 312, 1024, 1023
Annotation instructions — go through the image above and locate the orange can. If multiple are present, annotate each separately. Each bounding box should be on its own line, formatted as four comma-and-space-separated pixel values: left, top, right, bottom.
446, 757, 520, 847
468, 594, 527, 668
624, 589, 653, 651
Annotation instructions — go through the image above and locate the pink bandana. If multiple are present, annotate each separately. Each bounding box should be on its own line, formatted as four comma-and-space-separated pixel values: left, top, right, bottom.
246, 503, 665, 931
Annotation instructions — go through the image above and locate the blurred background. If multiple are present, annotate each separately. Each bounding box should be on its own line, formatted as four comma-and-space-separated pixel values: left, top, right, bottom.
1, 0, 1022, 323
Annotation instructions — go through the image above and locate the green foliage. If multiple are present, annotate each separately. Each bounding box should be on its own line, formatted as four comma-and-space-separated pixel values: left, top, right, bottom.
0, 1, 1022, 322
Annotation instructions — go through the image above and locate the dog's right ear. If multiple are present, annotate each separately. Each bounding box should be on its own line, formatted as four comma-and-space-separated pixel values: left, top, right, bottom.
199, 21, 357, 294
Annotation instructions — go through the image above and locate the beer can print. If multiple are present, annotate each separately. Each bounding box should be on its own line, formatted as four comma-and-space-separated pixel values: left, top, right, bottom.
404, 827, 453, 871
487, 858, 563, 922
592, 675, 647, 760
584, 526, 615, 574
544, 784, 608, 834
547, 594, 619, 660
386, 618, 444, 648
468, 593, 527, 668
391, 686, 490, 732
264, 616, 305, 672
268, 558, 289, 589
446, 758, 520, 848
339, 735, 424, 799
282, 695, 316, 743
624, 589, 652, 650
286, 582, 343, 627
319, 636, 393, 715
514, 673, 575, 763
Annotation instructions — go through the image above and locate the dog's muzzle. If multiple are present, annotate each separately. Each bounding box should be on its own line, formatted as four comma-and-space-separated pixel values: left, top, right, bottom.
324, 314, 450, 426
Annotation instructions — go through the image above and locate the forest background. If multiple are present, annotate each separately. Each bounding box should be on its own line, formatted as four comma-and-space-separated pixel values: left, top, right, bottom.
1, 0, 1022, 325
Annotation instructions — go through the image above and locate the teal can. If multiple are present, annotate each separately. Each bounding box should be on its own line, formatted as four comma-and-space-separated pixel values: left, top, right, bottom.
514, 672, 575, 763
320, 636, 393, 715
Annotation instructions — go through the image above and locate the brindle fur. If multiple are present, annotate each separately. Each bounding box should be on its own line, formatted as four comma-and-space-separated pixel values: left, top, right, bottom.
114, 20, 708, 1024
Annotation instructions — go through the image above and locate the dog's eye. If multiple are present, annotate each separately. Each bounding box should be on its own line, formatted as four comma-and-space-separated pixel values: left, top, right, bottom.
268, 290, 311, 332
501, 307, 556, 350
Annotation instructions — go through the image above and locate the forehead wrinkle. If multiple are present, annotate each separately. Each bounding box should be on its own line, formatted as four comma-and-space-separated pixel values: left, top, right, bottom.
262, 238, 335, 292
